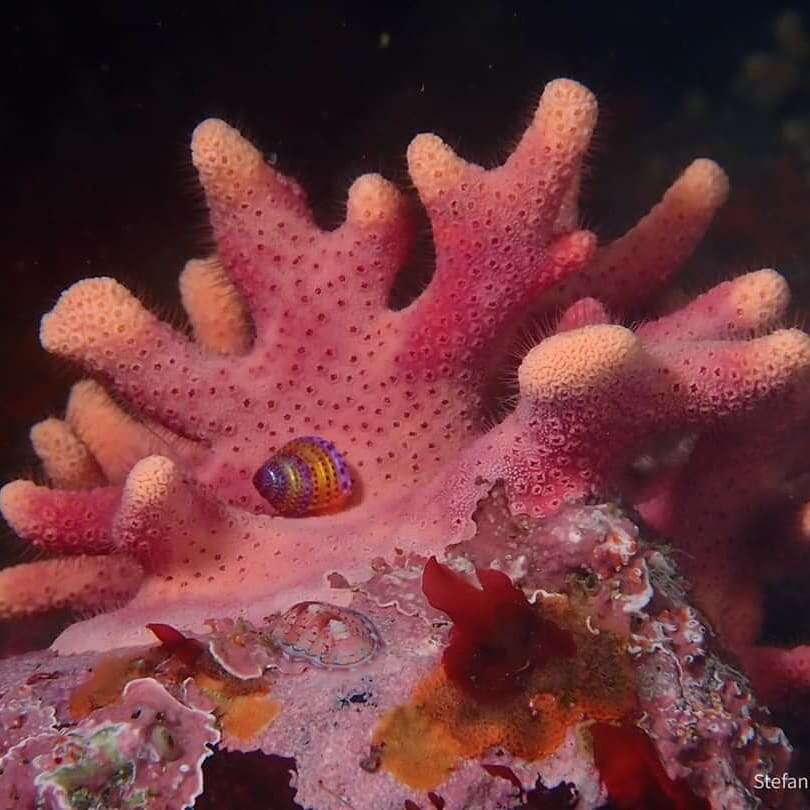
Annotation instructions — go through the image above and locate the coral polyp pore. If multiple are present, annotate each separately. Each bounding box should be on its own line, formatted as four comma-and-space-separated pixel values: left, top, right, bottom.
1, 76, 809, 808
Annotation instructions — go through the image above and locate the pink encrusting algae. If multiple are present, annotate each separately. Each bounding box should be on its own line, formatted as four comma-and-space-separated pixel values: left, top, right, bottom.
0, 78, 809, 807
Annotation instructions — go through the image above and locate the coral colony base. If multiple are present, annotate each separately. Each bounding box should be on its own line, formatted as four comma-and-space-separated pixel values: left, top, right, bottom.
0, 77, 809, 808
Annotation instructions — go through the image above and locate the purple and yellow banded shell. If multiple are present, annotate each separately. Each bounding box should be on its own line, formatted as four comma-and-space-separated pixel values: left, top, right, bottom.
269, 601, 381, 669
252, 436, 353, 517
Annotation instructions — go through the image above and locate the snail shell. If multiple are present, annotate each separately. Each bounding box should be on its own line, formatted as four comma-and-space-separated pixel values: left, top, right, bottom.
252, 436, 352, 516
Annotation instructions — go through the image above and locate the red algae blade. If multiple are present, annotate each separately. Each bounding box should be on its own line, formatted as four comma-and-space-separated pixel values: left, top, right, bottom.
422, 556, 574, 698
590, 723, 710, 810
147, 622, 205, 667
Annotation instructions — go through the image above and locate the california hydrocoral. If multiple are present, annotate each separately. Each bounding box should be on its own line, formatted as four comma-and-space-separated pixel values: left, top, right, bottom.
1, 77, 809, 807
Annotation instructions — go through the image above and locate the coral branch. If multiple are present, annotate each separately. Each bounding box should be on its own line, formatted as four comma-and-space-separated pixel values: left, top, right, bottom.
555, 297, 611, 333
112, 456, 236, 582
40, 278, 223, 439
405, 78, 598, 373
343, 173, 415, 307
112, 455, 206, 567
516, 327, 810, 431
558, 158, 729, 311
497, 326, 810, 516
179, 256, 251, 355
29, 418, 104, 489
644, 329, 810, 426
113, 455, 184, 565
192, 119, 412, 332
65, 379, 201, 483
553, 161, 582, 233
0, 480, 119, 554
638, 387, 810, 648
637, 268, 790, 341
0, 555, 143, 618
742, 644, 810, 706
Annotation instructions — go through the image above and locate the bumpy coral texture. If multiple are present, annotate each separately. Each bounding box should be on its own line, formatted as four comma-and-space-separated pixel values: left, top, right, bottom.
1, 77, 809, 717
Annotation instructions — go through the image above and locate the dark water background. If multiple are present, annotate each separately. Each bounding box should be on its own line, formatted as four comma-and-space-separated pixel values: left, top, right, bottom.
3, 0, 810, 668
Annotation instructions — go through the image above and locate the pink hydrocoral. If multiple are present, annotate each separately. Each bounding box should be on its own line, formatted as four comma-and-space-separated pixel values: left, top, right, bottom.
0, 77, 808, 719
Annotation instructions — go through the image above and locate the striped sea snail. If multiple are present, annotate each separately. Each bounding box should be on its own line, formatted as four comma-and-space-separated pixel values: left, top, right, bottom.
252, 436, 353, 517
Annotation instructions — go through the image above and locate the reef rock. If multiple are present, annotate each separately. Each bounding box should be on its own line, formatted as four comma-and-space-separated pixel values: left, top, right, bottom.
0, 500, 793, 808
